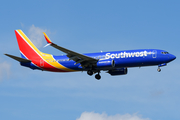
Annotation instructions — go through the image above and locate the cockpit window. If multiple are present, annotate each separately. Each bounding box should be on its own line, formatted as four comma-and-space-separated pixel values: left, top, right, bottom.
161, 52, 169, 54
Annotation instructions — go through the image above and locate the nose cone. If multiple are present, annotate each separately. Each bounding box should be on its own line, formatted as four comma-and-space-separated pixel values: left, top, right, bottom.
170, 54, 176, 61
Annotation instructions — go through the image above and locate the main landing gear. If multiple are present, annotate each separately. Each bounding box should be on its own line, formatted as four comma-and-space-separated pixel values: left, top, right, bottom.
87, 70, 101, 80
95, 73, 101, 80
87, 70, 93, 76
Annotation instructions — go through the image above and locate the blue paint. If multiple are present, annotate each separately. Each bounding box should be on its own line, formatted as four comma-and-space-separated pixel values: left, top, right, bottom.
53, 49, 176, 71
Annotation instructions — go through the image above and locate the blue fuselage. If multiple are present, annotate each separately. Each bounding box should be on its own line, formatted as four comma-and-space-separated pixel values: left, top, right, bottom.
52, 49, 176, 71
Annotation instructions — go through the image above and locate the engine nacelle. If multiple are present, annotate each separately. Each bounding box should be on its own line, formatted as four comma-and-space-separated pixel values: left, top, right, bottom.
108, 68, 128, 76
96, 60, 115, 68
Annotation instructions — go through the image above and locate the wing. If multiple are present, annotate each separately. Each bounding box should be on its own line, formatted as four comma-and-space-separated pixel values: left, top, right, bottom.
43, 32, 98, 67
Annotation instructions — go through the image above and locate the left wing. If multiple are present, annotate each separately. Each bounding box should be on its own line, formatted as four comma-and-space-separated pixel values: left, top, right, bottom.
43, 32, 98, 67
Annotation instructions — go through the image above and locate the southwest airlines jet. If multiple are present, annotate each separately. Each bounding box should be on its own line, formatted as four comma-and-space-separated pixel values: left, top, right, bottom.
5, 30, 176, 80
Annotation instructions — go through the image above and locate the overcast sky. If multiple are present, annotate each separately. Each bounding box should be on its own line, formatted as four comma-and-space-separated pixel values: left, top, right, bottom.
0, 0, 180, 120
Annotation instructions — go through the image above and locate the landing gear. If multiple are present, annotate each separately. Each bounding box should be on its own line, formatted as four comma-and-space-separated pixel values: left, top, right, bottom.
87, 70, 93, 76
157, 63, 167, 72
95, 74, 101, 80
157, 67, 161, 72
87, 69, 101, 80
95, 71, 101, 80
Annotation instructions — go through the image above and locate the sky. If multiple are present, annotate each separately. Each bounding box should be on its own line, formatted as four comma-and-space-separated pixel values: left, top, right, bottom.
0, 0, 180, 120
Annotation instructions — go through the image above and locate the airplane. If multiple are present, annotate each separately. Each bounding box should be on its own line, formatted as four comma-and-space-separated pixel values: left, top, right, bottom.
5, 30, 176, 80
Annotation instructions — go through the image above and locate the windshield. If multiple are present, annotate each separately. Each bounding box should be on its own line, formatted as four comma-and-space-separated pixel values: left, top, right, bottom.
161, 52, 169, 54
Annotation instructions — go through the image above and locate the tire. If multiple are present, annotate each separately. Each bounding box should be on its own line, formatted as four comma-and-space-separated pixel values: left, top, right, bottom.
95, 74, 101, 80
87, 70, 93, 76
157, 68, 161, 72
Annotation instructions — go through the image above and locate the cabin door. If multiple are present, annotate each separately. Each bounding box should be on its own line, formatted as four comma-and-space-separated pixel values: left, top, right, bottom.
40, 59, 44, 67
152, 50, 157, 58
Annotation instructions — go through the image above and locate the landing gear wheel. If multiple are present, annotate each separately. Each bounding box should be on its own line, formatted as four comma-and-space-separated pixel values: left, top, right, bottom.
95, 74, 101, 80
157, 68, 161, 72
87, 70, 93, 76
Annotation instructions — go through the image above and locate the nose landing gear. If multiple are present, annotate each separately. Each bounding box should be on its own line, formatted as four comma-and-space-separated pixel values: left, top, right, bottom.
157, 67, 161, 72
157, 63, 167, 72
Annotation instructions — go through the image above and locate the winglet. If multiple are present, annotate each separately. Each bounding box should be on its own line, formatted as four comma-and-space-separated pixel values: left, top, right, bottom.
43, 32, 52, 44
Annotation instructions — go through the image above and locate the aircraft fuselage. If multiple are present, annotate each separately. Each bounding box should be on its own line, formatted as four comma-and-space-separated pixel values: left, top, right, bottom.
27, 49, 175, 71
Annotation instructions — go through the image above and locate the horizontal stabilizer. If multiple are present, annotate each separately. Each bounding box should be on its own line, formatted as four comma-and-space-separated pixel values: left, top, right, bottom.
4, 54, 31, 62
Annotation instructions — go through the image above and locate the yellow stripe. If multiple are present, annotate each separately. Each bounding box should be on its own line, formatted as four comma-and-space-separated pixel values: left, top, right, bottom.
40, 53, 76, 72
17, 30, 42, 55
43, 32, 52, 43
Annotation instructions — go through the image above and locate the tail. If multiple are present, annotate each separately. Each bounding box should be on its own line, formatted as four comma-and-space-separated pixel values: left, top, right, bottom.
14, 30, 71, 72
15, 30, 42, 60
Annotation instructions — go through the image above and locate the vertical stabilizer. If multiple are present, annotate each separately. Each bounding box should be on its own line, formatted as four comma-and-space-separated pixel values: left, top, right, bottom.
14, 30, 70, 72
15, 30, 42, 60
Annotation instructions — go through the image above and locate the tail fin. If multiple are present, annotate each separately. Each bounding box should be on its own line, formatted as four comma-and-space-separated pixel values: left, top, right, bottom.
15, 30, 42, 60
14, 30, 72, 72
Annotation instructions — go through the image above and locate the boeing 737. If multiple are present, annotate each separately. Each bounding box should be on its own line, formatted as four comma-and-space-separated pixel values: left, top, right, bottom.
5, 30, 176, 80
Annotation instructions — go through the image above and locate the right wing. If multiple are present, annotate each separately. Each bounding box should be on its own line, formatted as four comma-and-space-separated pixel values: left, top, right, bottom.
43, 32, 98, 67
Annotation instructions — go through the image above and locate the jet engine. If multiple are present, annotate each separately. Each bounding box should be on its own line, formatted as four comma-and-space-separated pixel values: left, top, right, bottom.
108, 68, 128, 76
96, 60, 115, 68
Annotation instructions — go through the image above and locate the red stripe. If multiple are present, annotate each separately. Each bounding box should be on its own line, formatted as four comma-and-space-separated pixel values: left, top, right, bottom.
44, 35, 51, 44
